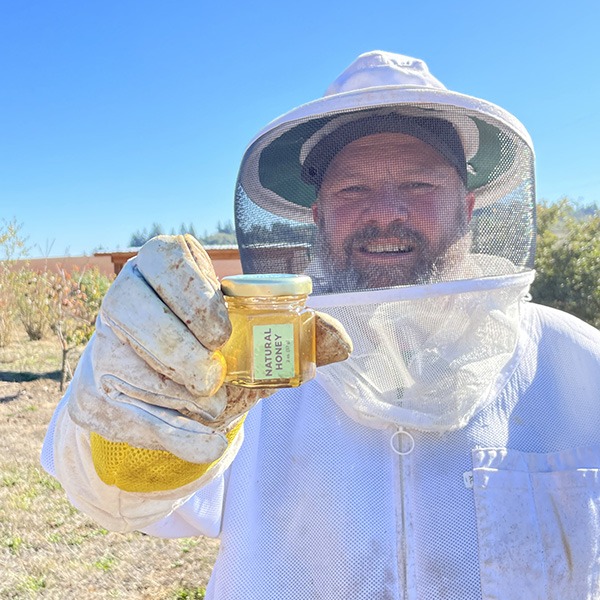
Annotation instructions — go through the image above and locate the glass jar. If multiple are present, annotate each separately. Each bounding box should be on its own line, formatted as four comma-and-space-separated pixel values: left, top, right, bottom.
220, 274, 316, 388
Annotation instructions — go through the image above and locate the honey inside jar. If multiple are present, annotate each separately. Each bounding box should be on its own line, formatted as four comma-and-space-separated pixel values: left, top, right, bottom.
220, 274, 316, 388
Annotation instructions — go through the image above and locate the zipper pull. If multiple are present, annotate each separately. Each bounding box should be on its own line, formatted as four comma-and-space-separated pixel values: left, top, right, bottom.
390, 428, 415, 456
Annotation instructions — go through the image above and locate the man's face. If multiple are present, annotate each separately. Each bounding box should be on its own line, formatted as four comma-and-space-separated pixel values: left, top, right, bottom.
312, 132, 476, 288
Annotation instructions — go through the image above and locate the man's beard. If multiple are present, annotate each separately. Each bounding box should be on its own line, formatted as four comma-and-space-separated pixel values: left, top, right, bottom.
312, 208, 472, 292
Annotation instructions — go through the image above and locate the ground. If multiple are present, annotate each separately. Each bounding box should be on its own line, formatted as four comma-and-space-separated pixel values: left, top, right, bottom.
0, 332, 219, 599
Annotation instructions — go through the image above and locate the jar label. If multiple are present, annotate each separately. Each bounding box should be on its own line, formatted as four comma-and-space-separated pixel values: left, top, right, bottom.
252, 324, 295, 380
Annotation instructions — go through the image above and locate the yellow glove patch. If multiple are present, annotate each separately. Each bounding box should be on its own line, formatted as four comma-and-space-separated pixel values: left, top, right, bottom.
90, 418, 245, 493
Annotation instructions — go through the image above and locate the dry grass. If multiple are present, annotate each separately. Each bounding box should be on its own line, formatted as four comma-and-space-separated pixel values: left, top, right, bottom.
0, 333, 219, 599
0, 330, 65, 382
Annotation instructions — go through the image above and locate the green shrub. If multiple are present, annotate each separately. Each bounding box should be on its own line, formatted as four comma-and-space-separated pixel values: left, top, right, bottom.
173, 588, 206, 600
14, 269, 55, 341
48, 267, 113, 388
0, 218, 28, 347
0, 271, 19, 347
532, 199, 600, 328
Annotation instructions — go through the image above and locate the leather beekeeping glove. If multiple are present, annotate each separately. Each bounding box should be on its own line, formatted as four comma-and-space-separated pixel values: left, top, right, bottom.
67, 235, 352, 467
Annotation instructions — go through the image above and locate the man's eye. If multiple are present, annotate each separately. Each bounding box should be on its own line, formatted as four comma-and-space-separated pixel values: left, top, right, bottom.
340, 185, 368, 193
403, 182, 434, 190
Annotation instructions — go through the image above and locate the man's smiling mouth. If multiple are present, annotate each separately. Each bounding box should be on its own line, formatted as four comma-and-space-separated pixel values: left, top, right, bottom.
359, 240, 414, 254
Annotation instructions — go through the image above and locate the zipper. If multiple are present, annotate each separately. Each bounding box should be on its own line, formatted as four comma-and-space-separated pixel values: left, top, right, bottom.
391, 428, 415, 599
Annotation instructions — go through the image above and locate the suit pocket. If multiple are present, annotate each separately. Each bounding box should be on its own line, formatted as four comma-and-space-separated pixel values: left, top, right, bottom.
471, 446, 600, 600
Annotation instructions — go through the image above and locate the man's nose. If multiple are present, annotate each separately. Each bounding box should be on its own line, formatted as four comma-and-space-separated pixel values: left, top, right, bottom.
361, 187, 409, 223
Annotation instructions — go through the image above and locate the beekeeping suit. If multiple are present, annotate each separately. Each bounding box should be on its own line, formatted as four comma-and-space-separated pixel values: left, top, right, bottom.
42, 51, 600, 599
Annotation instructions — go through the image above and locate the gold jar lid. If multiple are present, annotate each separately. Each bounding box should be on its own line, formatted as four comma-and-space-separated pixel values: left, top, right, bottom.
221, 274, 312, 297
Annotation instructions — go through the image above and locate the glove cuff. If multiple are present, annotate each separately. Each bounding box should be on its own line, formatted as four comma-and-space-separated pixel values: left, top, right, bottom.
90, 417, 245, 493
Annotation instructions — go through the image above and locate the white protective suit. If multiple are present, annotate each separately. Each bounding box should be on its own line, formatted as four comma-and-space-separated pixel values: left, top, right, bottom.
42, 51, 600, 599
43, 300, 600, 599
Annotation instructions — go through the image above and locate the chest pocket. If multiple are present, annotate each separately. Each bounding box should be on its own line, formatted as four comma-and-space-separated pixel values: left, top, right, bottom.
471, 446, 600, 600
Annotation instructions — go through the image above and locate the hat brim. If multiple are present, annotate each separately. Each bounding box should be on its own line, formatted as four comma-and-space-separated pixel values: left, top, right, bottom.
238, 87, 533, 223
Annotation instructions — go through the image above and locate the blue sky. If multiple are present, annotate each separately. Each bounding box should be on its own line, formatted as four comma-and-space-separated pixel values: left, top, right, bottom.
2, 1, 599, 258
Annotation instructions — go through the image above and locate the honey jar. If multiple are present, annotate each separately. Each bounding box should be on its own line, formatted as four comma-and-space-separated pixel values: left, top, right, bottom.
220, 274, 316, 388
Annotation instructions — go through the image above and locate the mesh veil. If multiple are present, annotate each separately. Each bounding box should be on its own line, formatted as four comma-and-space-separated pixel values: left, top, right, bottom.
235, 104, 535, 285
309, 267, 534, 431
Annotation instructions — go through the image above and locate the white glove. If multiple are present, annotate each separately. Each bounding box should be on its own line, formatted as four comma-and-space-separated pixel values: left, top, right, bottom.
67, 235, 352, 465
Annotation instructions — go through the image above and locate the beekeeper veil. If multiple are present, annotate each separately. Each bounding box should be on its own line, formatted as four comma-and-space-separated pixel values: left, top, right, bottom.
234, 51, 536, 432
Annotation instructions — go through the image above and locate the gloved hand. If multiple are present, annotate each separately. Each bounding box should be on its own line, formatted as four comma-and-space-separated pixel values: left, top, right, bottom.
67, 235, 352, 465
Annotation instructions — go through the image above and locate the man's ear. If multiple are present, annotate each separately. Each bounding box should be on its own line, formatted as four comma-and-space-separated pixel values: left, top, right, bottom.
465, 192, 476, 222
312, 201, 320, 224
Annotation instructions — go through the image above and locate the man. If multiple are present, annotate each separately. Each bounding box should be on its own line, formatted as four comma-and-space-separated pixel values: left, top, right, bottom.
43, 51, 600, 599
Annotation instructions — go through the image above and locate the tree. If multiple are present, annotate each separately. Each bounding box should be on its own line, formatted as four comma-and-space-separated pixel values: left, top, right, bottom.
0, 218, 28, 261
531, 198, 600, 328
0, 219, 29, 346
14, 269, 55, 341
187, 222, 198, 240
129, 227, 149, 247
49, 267, 113, 390
148, 222, 164, 238
217, 220, 235, 234
128, 221, 238, 247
